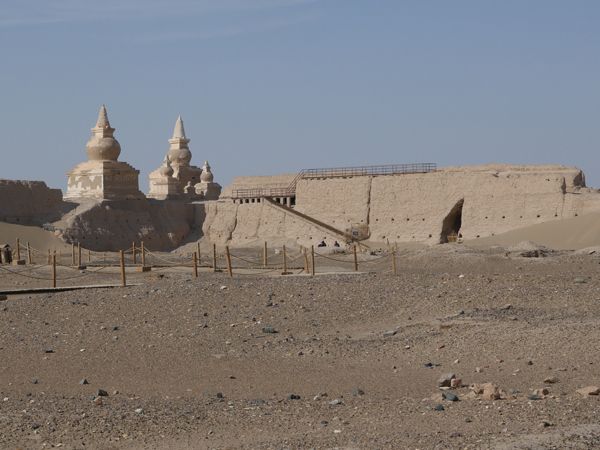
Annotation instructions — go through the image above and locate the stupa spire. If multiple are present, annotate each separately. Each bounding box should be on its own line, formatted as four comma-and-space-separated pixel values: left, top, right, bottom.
167, 115, 191, 165
91, 104, 115, 139
97, 105, 110, 128
172, 115, 187, 139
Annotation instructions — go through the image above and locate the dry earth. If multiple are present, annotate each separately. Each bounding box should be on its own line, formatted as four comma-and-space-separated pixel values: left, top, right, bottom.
1, 244, 600, 449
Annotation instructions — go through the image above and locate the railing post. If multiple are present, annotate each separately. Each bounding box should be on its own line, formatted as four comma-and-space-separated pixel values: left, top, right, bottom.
141, 241, 146, 267
225, 246, 233, 277
193, 251, 198, 278
353, 245, 358, 272
71, 243, 75, 265
120, 250, 126, 287
197, 242, 201, 262
88, 249, 91, 262
310, 245, 315, 276
282, 245, 287, 275
52, 254, 56, 288
302, 247, 308, 274
263, 241, 267, 267
78, 243, 82, 267
212, 244, 217, 272
16, 238, 20, 261
27, 242, 31, 264
47, 249, 50, 264
132, 243, 136, 265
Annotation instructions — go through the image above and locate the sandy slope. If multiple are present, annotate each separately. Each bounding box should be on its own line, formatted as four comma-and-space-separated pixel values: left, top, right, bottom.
0, 222, 72, 253
464, 212, 600, 250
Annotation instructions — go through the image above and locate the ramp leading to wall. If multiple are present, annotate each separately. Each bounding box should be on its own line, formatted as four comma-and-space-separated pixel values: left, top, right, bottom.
263, 197, 357, 243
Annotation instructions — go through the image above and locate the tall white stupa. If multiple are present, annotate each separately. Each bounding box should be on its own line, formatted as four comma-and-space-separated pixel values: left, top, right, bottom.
148, 116, 220, 200
64, 106, 144, 201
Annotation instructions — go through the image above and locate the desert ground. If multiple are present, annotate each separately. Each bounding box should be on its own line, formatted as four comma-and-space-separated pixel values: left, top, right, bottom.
1, 221, 600, 449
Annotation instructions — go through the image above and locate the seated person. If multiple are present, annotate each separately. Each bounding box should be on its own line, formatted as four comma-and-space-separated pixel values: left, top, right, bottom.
333, 241, 340, 247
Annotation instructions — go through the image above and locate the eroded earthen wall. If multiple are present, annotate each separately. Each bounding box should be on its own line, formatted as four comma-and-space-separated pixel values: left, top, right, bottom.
0, 180, 64, 224
208, 164, 600, 246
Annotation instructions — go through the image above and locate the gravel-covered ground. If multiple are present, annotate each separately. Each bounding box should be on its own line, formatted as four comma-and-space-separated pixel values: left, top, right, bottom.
1, 243, 600, 449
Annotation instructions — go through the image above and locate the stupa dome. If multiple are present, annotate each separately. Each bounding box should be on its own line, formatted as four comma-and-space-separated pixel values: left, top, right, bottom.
159, 156, 174, 177
201, 160, 214, 182
85, 105, 121, 161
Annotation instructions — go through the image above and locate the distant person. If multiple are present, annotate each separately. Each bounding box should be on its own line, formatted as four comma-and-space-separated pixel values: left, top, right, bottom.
318, 240, 326, 247
333, 241, 340, 247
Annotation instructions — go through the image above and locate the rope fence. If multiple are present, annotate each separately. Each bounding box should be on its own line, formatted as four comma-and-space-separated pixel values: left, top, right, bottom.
1, 238, 401, 290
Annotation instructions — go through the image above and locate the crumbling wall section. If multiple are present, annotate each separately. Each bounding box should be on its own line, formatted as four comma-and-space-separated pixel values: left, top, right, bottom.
56, 199, 192, 251
294, 177, 371, 234
0, 180, 64, 224
200, 200, 342, 247
210, 164, 600, 246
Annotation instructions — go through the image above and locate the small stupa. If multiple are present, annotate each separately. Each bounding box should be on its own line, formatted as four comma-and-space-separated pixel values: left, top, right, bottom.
147, 155, 180, 200
64, 106, 144, 201
195, 160, 221, 200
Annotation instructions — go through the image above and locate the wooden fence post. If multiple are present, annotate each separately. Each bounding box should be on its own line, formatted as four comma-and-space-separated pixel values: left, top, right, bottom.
88, 249, 91, 262
119, 250, 126, 287
310, 245, 315, 276
52, 254, 56, 288
225, 246, 233, 277
353, 245, 358, 272
282, 245, 287, 275
193, 251, 198, 278
47, 249, 50, 264
212, 244, 217, 271
71, 243, 75, 265
16, 238, 20, 261
302, 247, 308, 274
141, 241, 146, 267
78, 243, 82, 267
132, 243, 136, 265
264, 241, 268, 266
197, 242, 201, 262
391, 248, 396, 275
27, 242, 31, 264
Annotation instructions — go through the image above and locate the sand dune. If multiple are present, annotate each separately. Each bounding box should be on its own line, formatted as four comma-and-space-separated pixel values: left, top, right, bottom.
464, 212, 600, 250
0, 222, 72, 253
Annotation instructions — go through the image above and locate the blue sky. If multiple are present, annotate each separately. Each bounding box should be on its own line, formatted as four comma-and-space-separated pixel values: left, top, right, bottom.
1, 0, 599, 192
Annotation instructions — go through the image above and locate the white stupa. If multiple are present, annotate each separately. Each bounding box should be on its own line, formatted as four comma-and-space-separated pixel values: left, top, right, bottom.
148, 116, 220, 200
64, 106, 144, 201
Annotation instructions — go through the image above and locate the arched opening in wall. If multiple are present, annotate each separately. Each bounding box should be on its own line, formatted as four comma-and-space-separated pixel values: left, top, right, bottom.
440, 199, 464, 243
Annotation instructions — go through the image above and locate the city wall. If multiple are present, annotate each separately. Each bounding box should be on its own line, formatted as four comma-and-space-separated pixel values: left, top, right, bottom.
0, 180, 64, 225
4, 164, 600, 251
202, 164, 600, 247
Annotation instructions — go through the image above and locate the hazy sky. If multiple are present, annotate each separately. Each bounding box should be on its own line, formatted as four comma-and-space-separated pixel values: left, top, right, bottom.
1, 0, 599, 192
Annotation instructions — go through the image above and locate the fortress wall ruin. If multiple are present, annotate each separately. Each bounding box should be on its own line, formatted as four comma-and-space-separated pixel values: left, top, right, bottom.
198, 200, 343, 247
0, 180, 64, 224
208, 164, 600, 247
3, 164, 600, 251
56, 199, 193, 251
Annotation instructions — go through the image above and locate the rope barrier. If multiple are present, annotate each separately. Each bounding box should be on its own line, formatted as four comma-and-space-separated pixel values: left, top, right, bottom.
2, 240, 401, 288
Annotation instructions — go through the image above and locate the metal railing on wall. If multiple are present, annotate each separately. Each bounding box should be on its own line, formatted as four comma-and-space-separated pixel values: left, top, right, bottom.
231, 163, 436, 199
